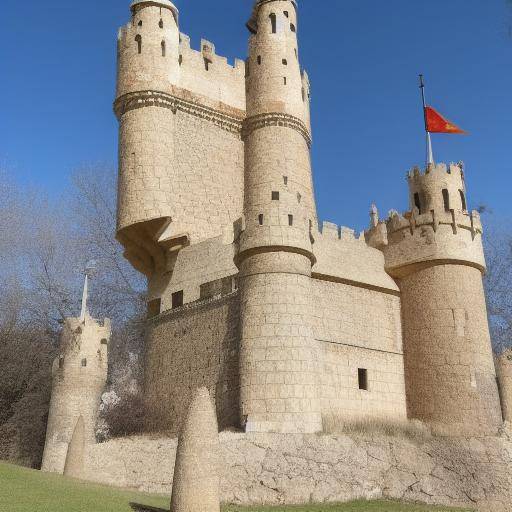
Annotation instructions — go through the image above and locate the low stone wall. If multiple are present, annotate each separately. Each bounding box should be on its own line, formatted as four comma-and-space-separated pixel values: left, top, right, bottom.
86, 430, 512, 511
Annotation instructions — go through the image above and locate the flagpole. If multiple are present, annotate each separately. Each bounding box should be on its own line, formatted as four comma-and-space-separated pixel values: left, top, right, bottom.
419, 74, 434, 166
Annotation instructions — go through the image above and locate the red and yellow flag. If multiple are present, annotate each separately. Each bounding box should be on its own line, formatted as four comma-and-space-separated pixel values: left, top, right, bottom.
425, 106, 466, 134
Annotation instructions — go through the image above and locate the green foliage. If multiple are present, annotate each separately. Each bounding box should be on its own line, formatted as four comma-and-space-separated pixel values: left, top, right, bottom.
0, 462, 475, 512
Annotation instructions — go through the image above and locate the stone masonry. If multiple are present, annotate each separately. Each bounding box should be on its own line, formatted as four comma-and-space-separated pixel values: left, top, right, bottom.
112, 0, 506, 437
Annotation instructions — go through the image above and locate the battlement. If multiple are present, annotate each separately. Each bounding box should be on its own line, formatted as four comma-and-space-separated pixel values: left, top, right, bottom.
407, 162, 465, 183
316, 221, 365, 243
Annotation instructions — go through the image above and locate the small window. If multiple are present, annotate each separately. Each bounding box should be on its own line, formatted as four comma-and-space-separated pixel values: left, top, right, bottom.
138, 20, 143, 27
358, 368, 368, 391
288, 215, 293, 226
159, 19, 164, 28
204, 59, 209, 71
245, 60, 250, 77
290, 23, 296, 32
272, 191, 280, 201
179, 54, 183, 66
100, 338, 108, 345
282, 58, 287, 65
172, 290, 184, 309
148, 298, 161, 319
284, 11, 289, 18
442, 189, 450, 211
302, 87, 305, 102
413, 192, 421, 213
135, 34, 142, 54
297, 192, 302, 203
270, 13, 277, 33
161, 40, 166, 57
283, 176, 288, 185
257, 55, 262, 65
459, 190, 467, 211
283, 77, 287, 85
81, 358, 87, 368
59, 356, 64, 369
258, 214, 264, 225
295, 48, 298, 59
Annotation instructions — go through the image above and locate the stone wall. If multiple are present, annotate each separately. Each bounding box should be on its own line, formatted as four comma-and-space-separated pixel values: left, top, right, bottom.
143, 293, 240, 434
85, 430, 512, 511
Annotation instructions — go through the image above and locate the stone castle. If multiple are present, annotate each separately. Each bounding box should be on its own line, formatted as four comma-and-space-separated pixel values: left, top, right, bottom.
41, 0, 512, 498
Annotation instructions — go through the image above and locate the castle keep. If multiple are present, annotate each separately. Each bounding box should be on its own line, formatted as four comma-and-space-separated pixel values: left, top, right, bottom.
112, 0, 504, 437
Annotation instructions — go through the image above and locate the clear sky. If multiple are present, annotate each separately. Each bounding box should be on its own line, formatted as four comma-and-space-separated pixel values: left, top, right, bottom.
1, 0, 511, 231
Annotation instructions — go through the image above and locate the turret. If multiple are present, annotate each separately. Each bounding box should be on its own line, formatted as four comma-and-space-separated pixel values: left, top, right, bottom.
236, 0, 322, 434
41, 276, 110, 474
496, 348, 512, 424
368, 163, 502, 436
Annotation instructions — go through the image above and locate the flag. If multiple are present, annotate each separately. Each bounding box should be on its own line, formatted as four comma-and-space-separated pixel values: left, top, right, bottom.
425, 106, 466, 134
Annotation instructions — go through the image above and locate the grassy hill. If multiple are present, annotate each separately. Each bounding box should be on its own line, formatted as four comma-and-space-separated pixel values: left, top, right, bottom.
0, 462, 474, 512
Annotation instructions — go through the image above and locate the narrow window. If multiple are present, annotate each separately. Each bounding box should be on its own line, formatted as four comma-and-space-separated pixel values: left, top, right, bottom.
161, 40, 166, 57
288, 215, 294, 226
290, 23, 296, 32
297, 192, 302, 203
283, 176, 288, 185
459, 190, 467, 211
413, 192, 421, 213
204, 58, 209, 71
283, 77, 287, 85
302, 87, 305, 102
270, 13, 277, 33
284, 10, 289, 17
135, 34, 142, 54
100, 338, 108, 346
272, 191, 280, 200
257, 55, 262, 65
282, 58, 287, 65
138, 20, 143, 27
159, 18, 164, 28
148, 298, 161, 319
59, 356, 64, 369
245, 60, 250, 77
442, 189, 450, 211
358, 368, 368, 391
295, 48, 298, 59
172, 290, 184, 309
258, 214, 264, 225
179, 54, 183, 66
81, 358, 87, 368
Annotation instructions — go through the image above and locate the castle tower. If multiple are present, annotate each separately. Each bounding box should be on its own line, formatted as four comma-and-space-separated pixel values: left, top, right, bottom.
115, 0, 181, 277
236, 0, 322, 433
496, 348, 512, 424
379, 163, 502, 435
41, 275, 110, 473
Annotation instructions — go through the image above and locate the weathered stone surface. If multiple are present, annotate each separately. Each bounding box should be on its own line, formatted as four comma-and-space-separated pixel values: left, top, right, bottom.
86, 430, 512, 512
170, 387, 220, 512
63, 416, 85, 479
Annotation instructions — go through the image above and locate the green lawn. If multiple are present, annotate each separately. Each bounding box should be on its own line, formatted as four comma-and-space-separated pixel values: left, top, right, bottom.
0, 461, 473, 512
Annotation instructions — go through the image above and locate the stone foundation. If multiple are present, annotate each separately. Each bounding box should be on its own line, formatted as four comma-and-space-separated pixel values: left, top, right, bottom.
86, 430, 512, 511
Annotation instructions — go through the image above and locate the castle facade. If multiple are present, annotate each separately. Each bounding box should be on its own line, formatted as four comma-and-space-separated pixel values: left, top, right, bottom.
112, 0, 504, 438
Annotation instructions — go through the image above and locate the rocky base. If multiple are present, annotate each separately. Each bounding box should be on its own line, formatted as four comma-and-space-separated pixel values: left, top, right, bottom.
86, 429, 512, 512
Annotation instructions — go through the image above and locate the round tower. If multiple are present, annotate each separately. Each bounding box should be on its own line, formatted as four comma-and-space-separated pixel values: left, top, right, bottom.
236, 0, 322, 433
115, 0, 181, 277
41, 310, 110, 474
496, 348, 512, 424
383, 163, 502, 436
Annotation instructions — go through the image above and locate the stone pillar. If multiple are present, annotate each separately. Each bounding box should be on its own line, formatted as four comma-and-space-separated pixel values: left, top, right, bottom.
497, 348, 512, 424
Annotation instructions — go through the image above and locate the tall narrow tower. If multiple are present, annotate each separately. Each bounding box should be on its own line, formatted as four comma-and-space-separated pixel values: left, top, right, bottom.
381, 163, 502, 435
41, 275, 110, 474
236, 0, 322, 433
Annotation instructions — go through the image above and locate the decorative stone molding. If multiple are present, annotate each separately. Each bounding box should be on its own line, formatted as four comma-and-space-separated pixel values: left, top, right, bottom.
242, 112, 312, 147
114, 90, 244, 135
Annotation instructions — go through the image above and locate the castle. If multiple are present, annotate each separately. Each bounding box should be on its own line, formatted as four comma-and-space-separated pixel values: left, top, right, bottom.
41, 0, 512, 484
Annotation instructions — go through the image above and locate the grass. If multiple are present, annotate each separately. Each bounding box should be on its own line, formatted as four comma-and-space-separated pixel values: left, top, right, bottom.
0, 461, 473, 512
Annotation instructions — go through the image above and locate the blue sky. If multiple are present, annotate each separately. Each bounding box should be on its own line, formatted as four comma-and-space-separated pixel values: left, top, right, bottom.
1, 0, 511, 231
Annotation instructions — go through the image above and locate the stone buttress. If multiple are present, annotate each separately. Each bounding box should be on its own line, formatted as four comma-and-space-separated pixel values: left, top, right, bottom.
235, 0, 322, 433
368, 163, 502, 436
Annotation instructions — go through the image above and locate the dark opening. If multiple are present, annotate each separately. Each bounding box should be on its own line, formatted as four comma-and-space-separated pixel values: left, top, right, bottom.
282, 58, 287, 65
59, 356, 64, 369
204, 59, 209, 71
147, 298, 161, 319
272, 191, 280, 200
138, 20, 143, 27
81, 358, 87, 368
302, 87, 305, 102
290, 23, 296, 32
178, 54, 183, 66
283, 176, 288, 185
297, 192, 302, 203
159, 18, 164, 28
161, 40, 166, 57
258, 214, 264, 225
172, 291, 184, 309
245, 60, 250, 77
257, 55, 262, 65
413, 192, 421, 213
100, 338, 108, 345
442, 188, 450, 211
459, 190, 467, 211
288, 215, 294, 226
284, 10, 289, 17
269, 13, 277, 33
283, 77, 287, 85
295, 48, 298, 59
358, 368, 368, 391
135, 34, 142, 54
